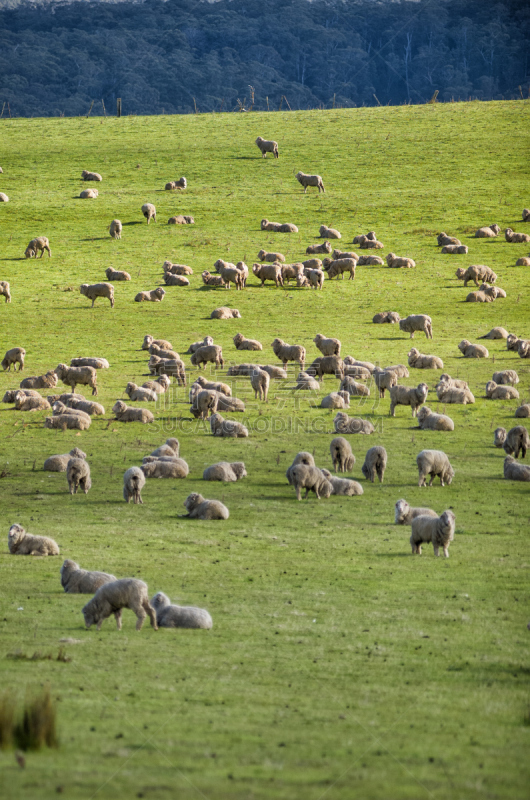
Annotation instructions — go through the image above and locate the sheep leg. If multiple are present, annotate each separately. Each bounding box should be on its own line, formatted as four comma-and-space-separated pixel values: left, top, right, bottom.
144, 600, 158, 630
443, 546, 449, 558
114, 610, 122, 630
389, 403, 396, 417
410, 332, 414, 339
433, 545, 439, 557
135, 609, 146, 631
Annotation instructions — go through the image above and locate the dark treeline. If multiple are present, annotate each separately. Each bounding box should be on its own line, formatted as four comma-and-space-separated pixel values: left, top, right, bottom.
0, 0, 529, 117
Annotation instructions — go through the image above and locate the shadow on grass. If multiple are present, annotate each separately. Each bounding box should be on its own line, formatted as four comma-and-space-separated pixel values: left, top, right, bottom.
0, 257, 27, 261
79, 237, 109, 242
122, 221, 143, 227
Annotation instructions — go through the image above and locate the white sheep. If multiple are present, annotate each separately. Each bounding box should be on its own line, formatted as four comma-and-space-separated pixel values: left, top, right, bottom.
475, 224, 500, 238
260, 219, 298, 233
330, 437, 355, 472
320, 391, 350, 409
417, 406, 455, 431
410, 510, 456, 557
61, 560, 117, 593
289, 464, 332, 500
504, 228, 530, 243
210, 307, 241, 319
141, 203, 156, 224
14, 391, 50, 412
319, 225, 341, 239
44, 414, 91, 431
504, 456, 530, 481
251, 368, 270, 401
399, 315, 433, 339
389, 383, 428, 417
313, 334, 341, 357
333, 412, 374, 435
44, 446, 86, 472
190, 344, 224, 369
478, 327, 509, 340
193, 375, 231, 396
306, 241, 332, 255
437, 232, 461, 246
134, 287, 166, 302
142, 335, 173, 351
408, 348, 443, 370
458, 340, 488, 359
417, 449, 454, 487
2, 347, 25, 372
80, 282, 114, 309
0, 281, 10, 303
386, 253, 416, 269
80, 188, 98, 199
123, 466, 146, 504
70, 357, 109, 369
165, 177, 187, 190
373, 368, 398, 399
109, 220, 122, 239
339, 375, 369, 397
67, 457, 91, 495
151, 592, 213, 629
112, 400, 154, 423
461, 264, 497, 286
255, 137, 279, 158
441, 244, 468, 254
150, 438, 180, 458
25, 237, 51, 258
181, 492, 229, 519
82, 579, 158, 631
294, 371, 320, 391
209, 413, 248, 438
125, 382, 158, 402
203, 462, 247, 482
320, 469, 363, 496
252, 263, 284, 287
164, 274, 190, 287
492, 370, 519, 386
233, 333, 263, 351
372, 311, 400, 324
81, 170, 102, 182
361, 446, 387, 483
394, 500, 437, 525
257, 250, 285, 263
8, 523, 59, 556
296, 172, 325, 193
485, 381, 519, 401
496, 426, 529, 458
272, 338, 305, 369
141, 459, 189, 479
0, 192, 8, 202
55, 363, 98, 395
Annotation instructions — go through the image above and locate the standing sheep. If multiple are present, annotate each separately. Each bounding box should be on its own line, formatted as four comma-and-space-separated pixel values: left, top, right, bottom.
296, 172, 325, 193
458, 340, 489, 359
389, 383, 428, 417
67, 457, 91, 495
82, 579, 158, 631
408, 348, 443, 370
80, 283, 114, 309
289, 464, 332, 500
25, 237, 51, 258
410, 510, 456, 557
417, 450, 454, 487
0, 281, 11, 303
255, 136, 279, 158
272, 338, 305, 369
333, 412, 374, 435
55, 364, 98, 396
286, 452, 315, 485
123, 466, 146, 503
394, 500, 437, 525
181, 493, 229, 519
252, 263, 284, 287
461, 265, 497, 286
61, 560, 117, 593
495, 426, 529, 458
112, 400, 154, 423
399, 315, 433, 339
109, 219, 122, 239
330, 437, 355, 472
2, 347, 25, 372
251, 368, 270, 402
141, 203, 156, 224
313, 334, 341, 357
373, 368, 398, 399
361, 446, 387, 483
8, 523, 59, 556
150, 592, 213, 629
503, 456, 530, 481
417, 406, 455, 431
190, 344, 224, 369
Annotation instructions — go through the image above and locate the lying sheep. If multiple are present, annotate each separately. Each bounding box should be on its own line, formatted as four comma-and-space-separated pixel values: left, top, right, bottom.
0, 280, 11, 303
361, 446, 387, 483
389, 383, 428, 417
25, 236, 51, 259
382, 364, 409, 379
417, 406, 454, 431
210, 413, 248, 438
373, 311, 400, 324
496, 426, 529, 458
465, 287, 497, 303
252, 263, 284, 287
202, 271, 225, 288
186, 337, 214, 355
323, 258, 356, 280
333, 412, 374, 435
55, 363, 98, 396
441, 244, 469, 254
306, 241, 332, 255
479, 327, 509, 340
257, 250, 285, 263
437, 232, 461, 246
504, 228, 530, 243
227, 363, 260, 377
109, 219, 122, 239
417, 449, 454, 487
386, 253, 416, 269
294, 371, 320, 391
14, 391, 50, 412
125, 382, 157, 403
165, 177, 187, 190
408, 348, 443, 370
203, 462, 247, 482
80, 188, 98, 199
151, 592, 213, 629
104, 268, 129, 285
332, 250, 358, 261
357, 255, 384, 265
164, 262, 193, 275
255, 136, 279, 158
141, 203, 156, 224
70, 357, 109, 369
148, 356, 186, 384
373, 368, 398, 399
518, 340, 530, 359
251, 368, 270, 402
67, 457, 91, 495
272, 338, 305, 369
3, 388, 40, 402
313, 334, 341, 357
210, 306, 241, 319
320, 468, 363, 496
81, 170, 102, 182
399, 314, 433, 340
19, 371, 57, 390
358, 236, 384, 249
82, 578, 158, 631
458, 340, 489, 359
289, 464, 332, 500
260, 219, 298, 233
492, 370, 519, 386
80, 282, 114, 309
475, 224, 500, 238
339, 375, 369, 397
164, 274, 190, 287
193, 375, 231, 396
181, 492, 229, 520
480, 283, 506, 298
260, 364, 288, 380
134, 287, 165, 302
320, 391, 350, 409
507, 334, 522, 351
410, 510, 456, 557
141, 459, 189, 479
112, 400, 154, 423
233, 333, 262, 352
330, 437, 355, 472
44, 447, 86, 472
142, 335, 172, 351
319, 225, 341, 239
150, 438, 180, 458
394, 499, 437, 525
436, 383, 475, 405
2, 347, 25, 372
462, 264, 497, 286
516, 257, 530, 266
436, 375, 469, 391
190, 344, 224, 369
286, 452, 315, 485
61, 560, 117, 593
296, 172, 325, 193
504, 456, 530, 481
485, 381, 520, 401
122, 466, 146, 504
148, 344, 179, 360
353, 231, 376, 244
44, 414, 91, 431
8, 523, 59, 556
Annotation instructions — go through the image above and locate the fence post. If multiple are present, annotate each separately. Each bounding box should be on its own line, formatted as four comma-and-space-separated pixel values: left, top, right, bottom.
117, 98, 122, 117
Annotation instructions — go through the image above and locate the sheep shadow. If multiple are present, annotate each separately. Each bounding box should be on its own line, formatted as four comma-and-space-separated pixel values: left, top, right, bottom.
0, 257, 27, 261
79, 237, 108, 242
123, 221, 143, 227
376, 553, 411, 558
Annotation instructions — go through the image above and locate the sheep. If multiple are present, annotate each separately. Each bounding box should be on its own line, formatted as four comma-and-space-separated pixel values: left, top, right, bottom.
475, 224, 500, 238
142, 335, 172, 351
518, 340, 530, 359
339, 375, 369, 397
180, 492, 230, 520
371, 368, 396, 399
479, 327, 509, 340
492, 370, 519, 386
0, 192, 8, 202
25, 237, 51, 258
233, 333, 263, 352
408, 348, 443, 370
323, 258, 356, 280
485, 381, 520, 401
277, 262, 301, 285
458, 340, 489, 359
82, 579, 158, 631
109, 219, 122, 239
373, 311, 401, 324
465, 288, 497, 303
257, 250, 285, 263
480, 283, 506, 298
417, 449, 454, 487
66, 457, 91, 495
332, 250, 358, 261
305, 268, 325, 289
193, 375, 231, 396
386, 253, 416, 269
260, 219, 298, 233
389, 383, 429, 417
80, 188, 98, 199
164, 274, 190, 287
8, 523, 59, 556
134, 287, 165, 302
343, 356, 376, 373
504, 456, 530, 481
148, 356, 186, 385
417, 406, 455, 431
165, 177, 187, 190
55, 363, 98, 396
497, 426, 529, 458
51, 401, 92, 424
203, 462, 247, 482
285, 452, 315, 485
320, 468, 363, 496
462, 264, 497, 286
112, 400, 154, 423
302, 257, 323, 268
319, 225, 341, 240
294, 371, 320, 391
210, 306, 241, 319
260, 364, 288, 380
330, 437, 355, 472
81, 170, 102, 182
141, 459, 189, 479
394, 499, 437, 525
2, 347, 25, 372
190, 344, 224, 369
289, 464, 332, 500
455, 268, 466, 280
148, 344, 180, 361
358, 236, 384, 249
215, 262, 244, 291
494, 427, 507, 448
44, 414, 91, 431
60, 560, 117, 594
80, 282, 114, 309
150, 438, 179, 458
226, 363, 259, 377
255, 136, 279, 158
202, 271, 226, 288
13, 391, 51, 412
238, 259, 252, 288
125, 382, 157, 403
353, 231, 377, 244
516, 257, 530, 266
186, 337, 214, 355
151, 592, 213, 629
504, 228, 530, 243
435, 381, 475, 404
381, 363, 409, 378
70, 357, 109, 369
189, 389, 220, 419
523, 209, 530, 222
141, 203, 156, 224
357, 255, 384, 265
441, 244, 469, 254
252, 263, 284, 287
251, 368, 270, 402
410, 510, 456, 557
507, 334, 522, 351
310, 355, 344, 382
313, 334, 341, 357
19, 371, 57, 390
272, 338, 305, 369
320, 391, 350, 409
361, 446, 387, 483
44, 447, 86, 472
0, 281, 11, 303
164, 262, 193, 275
209, 413, 248, 438
333, 412, 374, 435
295, 172, 325, 193
437, 233, 461, 246
306, 241, 332, 255
399, 314, 433, 340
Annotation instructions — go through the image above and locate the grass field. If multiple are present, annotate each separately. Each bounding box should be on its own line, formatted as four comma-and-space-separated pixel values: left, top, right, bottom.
0, 100, 529, 800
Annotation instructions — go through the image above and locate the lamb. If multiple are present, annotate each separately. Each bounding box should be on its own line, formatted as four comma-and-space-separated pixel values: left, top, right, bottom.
67, 457, 92, 495
294, 371, 320, 391
251, 368, 270, 401
496, 426, 529, 458
295, 172, 325, 193
333, 412, 374, 435
353, 231, 377, 244
181, 492, 230, 520
361, 446, 387, 483
479, 327, 509, 340
210, 307, 241, 319
8, 523, 59, 556
141, 335, 173, 351
255, 136, 279, 158
320, 391, 350, 409
373, 311, 401, 324
492, 370, 519, 386
148, 356, 186, 385
465, 288, 497, 303
475, 224, 500, 238
209, 413, 248, 438
44, 447, 86, 472
150, 592, 213, 629
55, 363, 98, 396
190, 344, 224, 369
272, 338, 305, 369
323, 258, 356, 280
44, 414, 91, 431
13, 391, 50, 412
112, 400, 154, 423
81, 170, 102, 182
417, 449, 454, 487
386, 253, 416, 269
70, 357, 109, 369
437, 233, 461, 246
408, 348, 443, 370
2, 347, 25, 372
164, 274, 190, 287
80, 282, 114, 309
237, 261, 251, 289
0, 280, 11, 303
319, 225, 341, 239
203, 462, 247, 482
330, 437, 355, 472
260, 219, 298, 233
417, 406, 455, 431
285, 452, 315, 485
313, 334, 341, 357
193, 375, 231, 396
516, 257, 530, 266
462, 264, 497, 286
306, 241, 332, 255
141, 203, 156, 224
515, 404, 530, 418
82, 579, 158, 631
25, 237, 51, 258
109, 219, 122, 239
441, 245, 469, 254
165, 177, 187, 190
504, 228, 530, 243
164, 262, 193, 275
80, 188, 98, 199
215, 262, 244, 291
289, 464, 332, 500
399, 314, 433, 339
503, 456, 530, 481
339, 375, 369, 397
125, 382, 158, 402
410, 510, 456, 557
357, 255, 384, 265
389, 383, 429, 417
373, 368, 398, 398
19, 371, 57, 390
233, 333, 263, 352
435, 383, 475, 405
150, 438, 180, 458
134, 287, 165, 302
141, 459, 189, 479
394, 499, 437, 525
252, 263, 284, 287
458, 340, 489, 359
257, 250, 285, 263
320, 468, 363, 496
485, 381, 519, 400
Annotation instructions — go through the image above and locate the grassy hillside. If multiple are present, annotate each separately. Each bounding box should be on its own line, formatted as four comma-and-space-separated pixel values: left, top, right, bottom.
0, 100, 529, 800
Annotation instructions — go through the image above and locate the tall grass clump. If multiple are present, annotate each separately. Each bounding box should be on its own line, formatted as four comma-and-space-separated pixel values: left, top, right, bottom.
12, 688, 58, 751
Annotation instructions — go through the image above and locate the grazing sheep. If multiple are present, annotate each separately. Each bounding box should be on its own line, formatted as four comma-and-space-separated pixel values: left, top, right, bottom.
134, 287, 165, 302
475, 224, 500, 238
181, 492, 229, 519
305, 268, 325, 289
497, 426, 529, 458
44, 447, 86, 472
251, 368, 270, 401
122, 466, 146, 504
61, 560, 116, 593
210, 413, 248, 438
257, 250, 285, 263
81, 170, 102, 182
25, 236, 51, 259
125, 382, 157, 403
516, 257, 530, 266
465, 287, 497, 303
381, 364, 409, 379
333, 412, 374, 435
202, 270, 226, 288
150, 438, 180, 458
462, 264, 497, 286
55, 363, 98, 396
19, 371, 57, 390
319, 225, 341, 240
357, 255, 385, 265
436, 383, 475, 405
330, 437, 355, 472
294, 371, 320, 391
339, 375, 369, 397
164, 274, 190, 287
260, 219, 298, 233
389, 383, 428, 417
13, 391, 50, 412
479, 327, 509, 340
417, 406, 455, 431
210, 306, 241, 319
82, 578, 157, 631
399, 314, 433, 340
109, 219, 122, 239
193, 375, 231, 396
313, 334, 341, 357
255, 136, 279, 158
80, 188, 98, 199
410, 510, 456, 557
233, 333, 262, 352
373, 311, 401, 324
151, 592, 213, 629
203, 462, 247, 482
394, 500, 437, 525
504, 455, 530, 481
141, 203, 156, 224
492, 370, 519, 386
279, 263, 303, 285
455, 268, 466, 280
252, 263, 284, 287
112, 400, 154, 423
321, 468, 363, 496
190, 389, 220, 419
458, 340, 489, 359
361, 446, 387, 483
80, 282, 114, 309
0, 280, 11, 303
8, 523, 59, 556
320, 391, 350, 409
437, 233, 461, 246
70, 357, 109, 369
485, 381, 520, 401
44, 414, 91, 431
373, 368, 398, 399
165, 177, 187, 190
272, 338, 305, 369
2, 347, 25, 372
417, 449, 454, 487
323, 258, 356, 280
386, 253, 416, 269
142, 335, 172, 352
285, 452, 315, 485
306, 241, 332, 255
408, 348, 443, 370
441, 244, 469, 254
67, 457, 91, 495
296, 172, 325, 193
190, 344, 224, 369
289, 464, 332, 500
504, 228, 530, 243
141, 459, 189, 479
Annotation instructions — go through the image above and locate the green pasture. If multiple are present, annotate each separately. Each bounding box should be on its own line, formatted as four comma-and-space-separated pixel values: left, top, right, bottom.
0, 100, 529, 799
